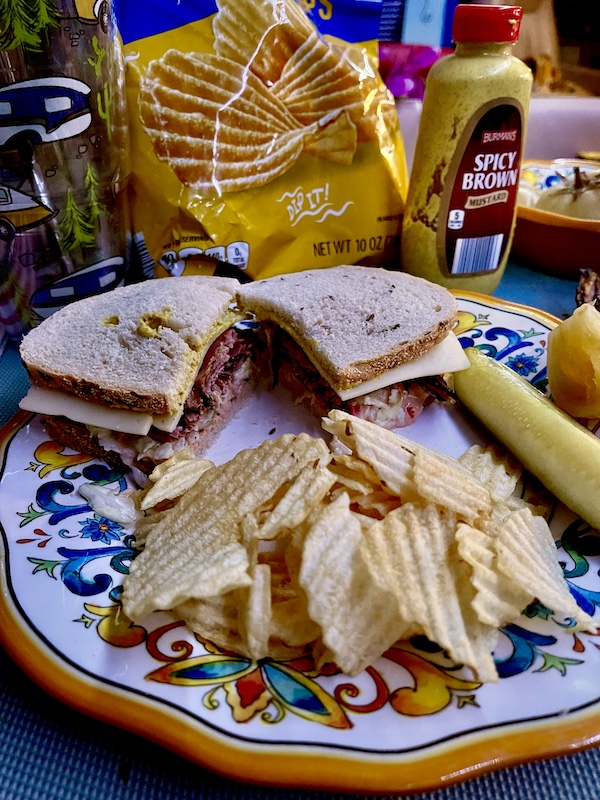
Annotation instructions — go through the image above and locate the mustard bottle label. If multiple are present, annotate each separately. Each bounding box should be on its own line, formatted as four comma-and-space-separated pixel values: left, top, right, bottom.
436, 99, 524, 277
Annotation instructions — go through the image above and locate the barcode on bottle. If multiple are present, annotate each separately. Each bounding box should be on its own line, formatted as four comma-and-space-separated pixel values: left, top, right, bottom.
451, 234, 504, 274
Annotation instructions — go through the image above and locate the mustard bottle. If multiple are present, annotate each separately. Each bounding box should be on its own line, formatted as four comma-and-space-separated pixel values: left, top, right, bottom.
400, 4, 533, 294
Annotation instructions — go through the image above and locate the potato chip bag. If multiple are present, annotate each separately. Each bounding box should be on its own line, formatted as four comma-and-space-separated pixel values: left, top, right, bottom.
115, 0, 408, 280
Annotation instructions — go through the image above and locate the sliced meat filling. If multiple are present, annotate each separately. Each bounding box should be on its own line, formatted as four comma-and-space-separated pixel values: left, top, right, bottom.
154, 325, 263, 443
271, 328, 453, 429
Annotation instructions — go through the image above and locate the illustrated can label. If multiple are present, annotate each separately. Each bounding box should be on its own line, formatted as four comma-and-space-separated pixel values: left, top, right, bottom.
0, 0, 132, 341
436, 99, 523, 278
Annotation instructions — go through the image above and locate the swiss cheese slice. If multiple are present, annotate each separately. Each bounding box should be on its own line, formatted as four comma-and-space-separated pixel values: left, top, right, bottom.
19, 386, 156, 436
19, 333, 469, 433
335, 333, 470, 401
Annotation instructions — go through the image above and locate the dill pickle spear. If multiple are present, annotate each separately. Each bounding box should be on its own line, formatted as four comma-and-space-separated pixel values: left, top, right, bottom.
454, 347, 600, 531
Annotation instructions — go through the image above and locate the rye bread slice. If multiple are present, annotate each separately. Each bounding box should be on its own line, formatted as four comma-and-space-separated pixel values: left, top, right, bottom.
20, 276, 241, 416
237, 266, 457, 390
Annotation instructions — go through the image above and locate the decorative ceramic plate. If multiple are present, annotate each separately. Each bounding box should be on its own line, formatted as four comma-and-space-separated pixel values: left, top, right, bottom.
1, 293, 599, 795
513, 159, 600, 279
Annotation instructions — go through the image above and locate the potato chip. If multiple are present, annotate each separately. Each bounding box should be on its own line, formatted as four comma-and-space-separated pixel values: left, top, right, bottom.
240, 563, 272, 661
459, 444, 522, 504
299, 493, 406, 676
130, 504, 173, 547
361, 503, 451, 622
178, 552, 316, 661
455, 521, 532, 628
176, 592, 242, 654
264, 551, 320, 649
413, 448, 492, 523
122, 433, 329, 621
122, 409, 599, 684
348, 490, 402, 520
322, 410, 418, 499
327, 453, 381, 495
252, 460, 334, 540
140, 457, 214, 511
270, 595, 320, 650
495, 508, 596, 631
361, 503, 498, 682
451, 557, 502, 684
146, 446, 198, 481
240, 513, 261, 567
327, 453, 400, 518
480, 493, 532, 532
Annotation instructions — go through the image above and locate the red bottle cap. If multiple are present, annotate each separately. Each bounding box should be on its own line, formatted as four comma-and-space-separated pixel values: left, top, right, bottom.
452, 4, 523, 43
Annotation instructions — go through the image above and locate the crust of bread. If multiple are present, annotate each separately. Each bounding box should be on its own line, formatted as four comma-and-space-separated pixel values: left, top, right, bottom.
20, 277, 241, 416
42, 417, 126, 469
237, 266, 457, 390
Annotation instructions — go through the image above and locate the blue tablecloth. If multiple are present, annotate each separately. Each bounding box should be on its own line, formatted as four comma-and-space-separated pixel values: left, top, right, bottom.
2, 262, 599, 800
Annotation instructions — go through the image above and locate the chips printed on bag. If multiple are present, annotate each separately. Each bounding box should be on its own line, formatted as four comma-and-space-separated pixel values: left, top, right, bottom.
121, 411, 598, 682
123, 0, 408, 279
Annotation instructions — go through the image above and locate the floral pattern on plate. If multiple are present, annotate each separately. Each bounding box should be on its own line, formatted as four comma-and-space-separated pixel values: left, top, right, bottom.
0, 293, 599, 794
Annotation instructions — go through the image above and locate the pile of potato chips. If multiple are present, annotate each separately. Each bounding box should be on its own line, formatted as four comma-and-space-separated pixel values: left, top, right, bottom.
122, 411, 595, 682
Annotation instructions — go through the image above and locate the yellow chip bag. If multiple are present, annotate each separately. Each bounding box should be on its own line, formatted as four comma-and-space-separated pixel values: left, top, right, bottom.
119, 0, 408, 280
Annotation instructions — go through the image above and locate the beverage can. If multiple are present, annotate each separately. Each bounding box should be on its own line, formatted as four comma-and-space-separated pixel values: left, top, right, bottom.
0, 0, 130, 340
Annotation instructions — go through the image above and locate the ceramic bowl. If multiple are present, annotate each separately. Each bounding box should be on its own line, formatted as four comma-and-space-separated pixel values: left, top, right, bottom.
512, 159, 600, 279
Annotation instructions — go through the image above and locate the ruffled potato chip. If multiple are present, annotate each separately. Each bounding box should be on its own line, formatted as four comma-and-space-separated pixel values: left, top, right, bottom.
496, 508, 595, 631
412, 447, 492, 523
322, 410, 418, 499
299, 493, 407, 676
455, 521, 532, 629
140, 456, 214, 511
459, 444, 522, 504
361, 503, 498, 683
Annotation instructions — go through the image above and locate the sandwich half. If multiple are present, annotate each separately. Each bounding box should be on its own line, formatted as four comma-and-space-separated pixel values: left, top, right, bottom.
236, 266, 469, 429
19, 276, 263, 485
